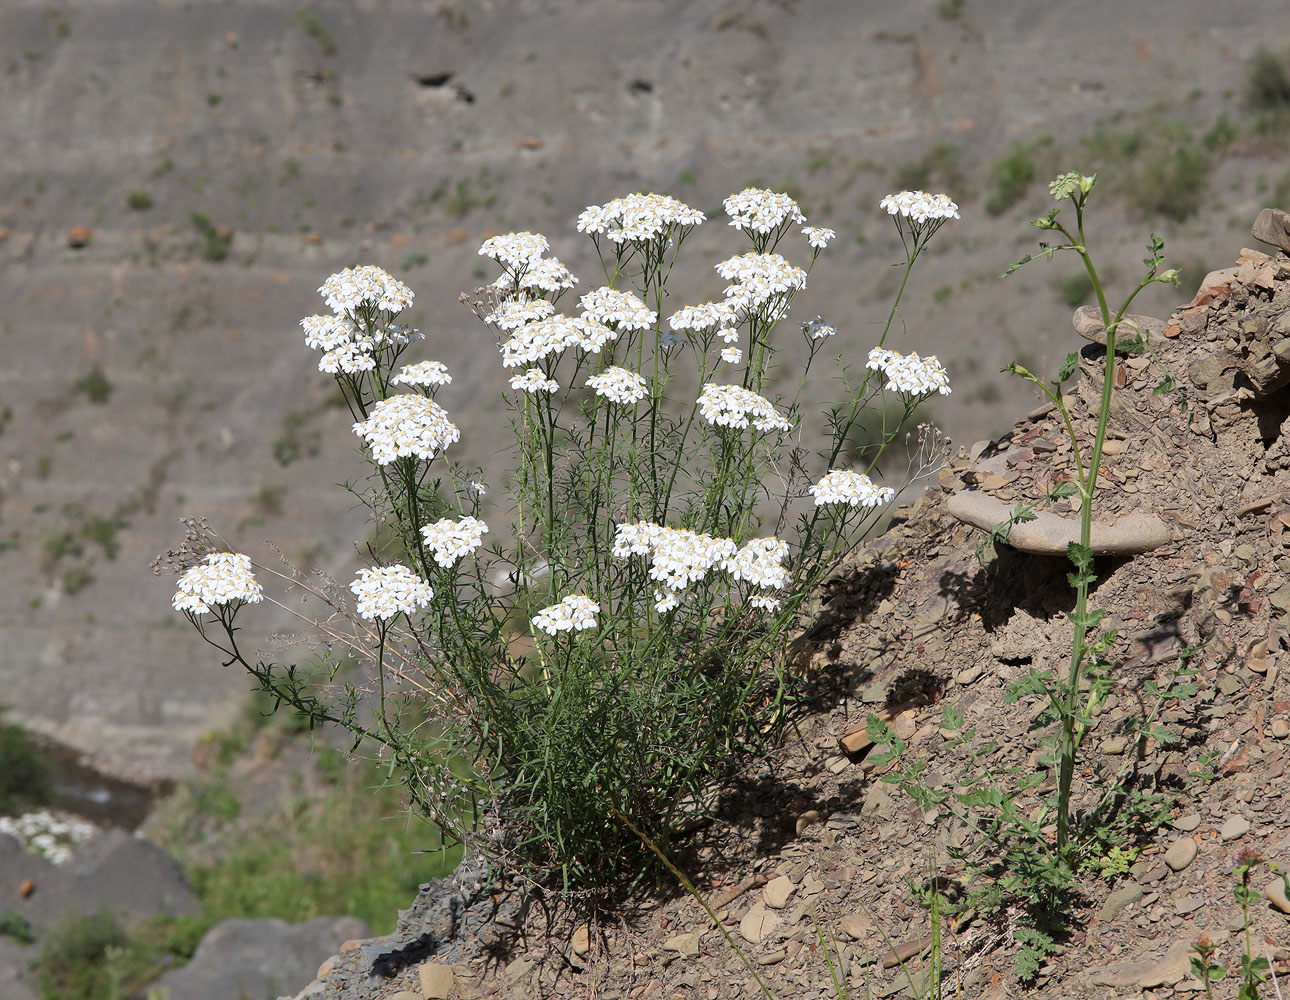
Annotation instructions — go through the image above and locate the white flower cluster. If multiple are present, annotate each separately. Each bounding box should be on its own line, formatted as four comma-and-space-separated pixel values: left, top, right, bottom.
579, 287, 657, 331
172, 553, 265, 614
809, 470, 895, 508
500, 314, 618, 367
576, 192, 706, 243
720, 346, 742, 365
532, 594, 600, 635
879, 190, 960, 223
349, 564, 433, 621
668, 300, 739, 335
318, 265, 415, 314
391, 360, 452, 388
867, 347, 952, 396
301, 314, 356, 351
801, 226, 835, 249
484, 296, 556, 332
697, 383, 792, 432
726, 536, 791, 595
420, 516, 489, 567
477, 231, 550, 270
586, 366, 648, 405
0, 810, 97, 866
612, 522, 788, 612
723, 187, 805, 234
352, 394, 460, 465
715, 252, 807, 312
801, 316, 836, 340
509, 256, 579, 293
613, 521, 738, 611
510, 368, 560, 394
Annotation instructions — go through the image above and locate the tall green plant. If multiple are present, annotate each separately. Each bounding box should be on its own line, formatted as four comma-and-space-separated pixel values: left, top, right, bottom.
163, 186, 959, 889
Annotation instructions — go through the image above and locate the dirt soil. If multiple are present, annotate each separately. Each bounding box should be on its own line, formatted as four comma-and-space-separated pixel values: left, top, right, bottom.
284, 239, 1290, 999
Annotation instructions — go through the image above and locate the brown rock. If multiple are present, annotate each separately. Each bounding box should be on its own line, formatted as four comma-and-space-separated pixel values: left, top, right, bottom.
419, 961, 457, 999
1268, 876, 1290, 914
1071, 305, 1165, 349
67, 226, 92, 248
880, 934, 934, 969
316, 955, 341, 980
1271, 718, 1290, 739
794, 809, 823, 836
763, 875, 796, 909
570, 924, 589, 957
662, 931, 702, 957
1164, 836, 1198, 872
18, 877, 33, 898
738, 902, 780, 944
1252, 207, 1290, 255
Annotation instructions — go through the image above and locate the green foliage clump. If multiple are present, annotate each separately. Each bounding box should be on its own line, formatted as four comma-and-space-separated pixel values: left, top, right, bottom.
1055, 270, 1094, 307
0, 708, 53, 815
37, 911, 128, 1000
1246, 48, 1290, 110
985, 137, 1053, 216
125, 189, 153, 211
73, 366, 113, 404
1081, 117, 1210, 222
189, 212, 232, 263
893, 141, 964, 195
295, 8, 336, 56
0, 909, 34, 943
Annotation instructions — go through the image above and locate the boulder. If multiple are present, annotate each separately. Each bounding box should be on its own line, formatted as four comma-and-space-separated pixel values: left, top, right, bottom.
946, 490, 1171, 556
1071, 305, 1165, 349
1252, 207, 1290, 255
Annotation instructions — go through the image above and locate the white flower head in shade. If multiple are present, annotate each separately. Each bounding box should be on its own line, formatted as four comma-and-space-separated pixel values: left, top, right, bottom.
801, 316, 836, 340
532, 594, 600, 635
585, 366, 648, 405
352, 394, 460, 465
579, 287, 657, 331
809, 470, 896, 508
509, 368, 560, 394
577, 192, 706, 243
801, 226, 835, 249
697, 383, 792, 432
667, 300, 740, 335
867, 347, 952, 396
391, 361, 452, 388
420, 516, 489, 567
172, 553, 264, 614
612, 521, 739, 612
484, 296, 556, 332
879, 190, 960, 223
349, 565, 432, 621
477, 231, 550, 270
318, 265, 414, 315
723, 188, 805, 235
720, 346, 742, 365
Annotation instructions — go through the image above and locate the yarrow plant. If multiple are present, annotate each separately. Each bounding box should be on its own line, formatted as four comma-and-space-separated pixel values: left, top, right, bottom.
163, 184, 957, 889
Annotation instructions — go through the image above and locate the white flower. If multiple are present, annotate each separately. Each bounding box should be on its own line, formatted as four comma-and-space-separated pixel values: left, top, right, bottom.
801, 226, 835, 248
172, 553, 265, 614
715, 252, 807, 311
532, 594, 600, 635
509, 368, 560, 394
319, 345, 378, 375
352, 394, 460, 465
577, 192, 705, 243
484, 296, 556, 332
318, 266, 414, 315
697, 383, 792, 433
518, 256, 578, 292
391, 361, 452, 388
748, 593, 781, 612
469, 481, 487, 497
809, 470, 895, 508
579, 286, 657, 331
420, 516, 489, 567
300, 314, 355, 351
718, 327, 740, 344
720, 346, 742, 364
668, 300, 740, 334
349, 564, 433, 621
586, 366, 648, 405
879, 190, 960, 223
724, 536, 790, 590
477, 231, 550, 270
866, 347, 952, 396
723, 187, 805, 235
801, 316, 836, 340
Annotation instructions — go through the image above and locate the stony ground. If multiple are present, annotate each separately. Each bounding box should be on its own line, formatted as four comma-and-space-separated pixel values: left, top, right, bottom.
282, 234, 1290, 999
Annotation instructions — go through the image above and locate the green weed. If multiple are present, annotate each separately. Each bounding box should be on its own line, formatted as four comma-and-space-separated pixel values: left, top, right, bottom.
1246, 48, 1290, 110
0, 708, 53, 815
73, 366, 113, 404
295, 8, 336, 56
125, 189, 153, 211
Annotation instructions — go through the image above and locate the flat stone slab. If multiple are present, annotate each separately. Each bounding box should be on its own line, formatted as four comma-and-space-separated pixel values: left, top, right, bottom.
1071, 305, 1165, 349
946, 490, 1171, 556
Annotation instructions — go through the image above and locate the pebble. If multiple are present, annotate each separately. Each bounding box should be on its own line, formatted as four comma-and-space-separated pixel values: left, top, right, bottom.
1272, 719, 1290, 740
662, 932, 702, 958
738, 903, 779, 945
418, 962, 456, 1000
1268, 877, 1290, 914
954, 664, 983, 686
763, 876, 796, 910
1164, 837, 1198, 872
1097, 882, 1144, 921
1220, 815, 1252, 841
1102, 737, 1128, 755
571, 924, 589, 957
1173, 814, 1201, 832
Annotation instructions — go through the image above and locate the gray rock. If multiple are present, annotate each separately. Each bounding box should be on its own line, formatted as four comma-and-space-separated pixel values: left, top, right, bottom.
1220, 815, 1252, 841
151, 915, 371, 1000
1172, 813, 1201, 832
1268, 876, 1290, 914
1096, 881, 1144, 921
1071, 305, 1165, 349
1164, 836, 1198, 872
0, 936, 38, 1000
1252, 207, 1290, 255
945, 490, 1171, 556
1091, 940, 1192, 988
